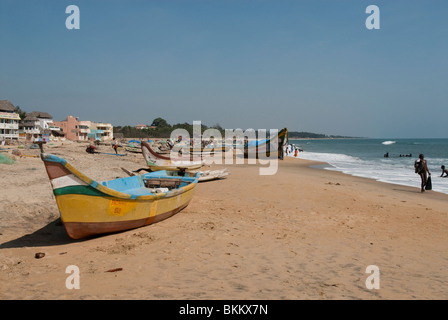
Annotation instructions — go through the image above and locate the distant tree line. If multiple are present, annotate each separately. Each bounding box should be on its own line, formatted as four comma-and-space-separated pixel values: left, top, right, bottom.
114, 117, 225, 139
288, 131, 355, 139
114, 119, 354, 139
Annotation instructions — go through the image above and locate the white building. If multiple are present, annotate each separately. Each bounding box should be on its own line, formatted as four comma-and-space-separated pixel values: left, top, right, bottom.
78, 120, 91, 141
20, 111, 54, 140
92, 122, 114, 141
0, 100, 20, 140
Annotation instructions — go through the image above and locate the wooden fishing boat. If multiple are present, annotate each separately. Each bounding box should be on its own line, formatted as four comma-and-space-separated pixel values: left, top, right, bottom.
189, 145, 229, 154
121, 167, 230, 182
243, 128, 288, 158
141, 141, 204, 171
41, 153, 200, 239
196, 168, 229, 182
125, 147, 142, 153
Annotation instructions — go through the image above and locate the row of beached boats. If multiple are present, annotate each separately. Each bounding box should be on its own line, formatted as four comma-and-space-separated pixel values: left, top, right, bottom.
40, 128, 288, 239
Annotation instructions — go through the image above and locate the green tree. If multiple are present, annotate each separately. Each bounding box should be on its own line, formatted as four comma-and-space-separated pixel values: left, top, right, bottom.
151, 117, 169, 128
14, 105, 27, 122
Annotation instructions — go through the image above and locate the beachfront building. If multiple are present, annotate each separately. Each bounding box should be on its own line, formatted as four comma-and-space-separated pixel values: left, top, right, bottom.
93, 122, 114, 141
136, 124, 148, 130
20, 111, 54, 140
87, 128, 104, 141
78, 120, 91, 141
53, 115, 80, 141
48, 125, 65, 138
53, 116, 114, 142
0, 100, 20, 140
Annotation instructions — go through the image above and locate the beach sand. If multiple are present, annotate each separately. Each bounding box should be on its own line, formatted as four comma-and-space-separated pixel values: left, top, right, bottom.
0, 141, 447, 300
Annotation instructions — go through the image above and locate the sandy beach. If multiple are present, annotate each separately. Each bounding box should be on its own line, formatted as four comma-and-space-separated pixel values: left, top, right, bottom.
0, 141, 447, 300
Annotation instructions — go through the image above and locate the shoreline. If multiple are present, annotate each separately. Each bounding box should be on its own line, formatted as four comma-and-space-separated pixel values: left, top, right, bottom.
289, 137, 364, 140
283, 156, 448, 202
297, 156, 448, 197
284, 136, 448, 196
304, 158, 447, 200
1, 143, 447, 299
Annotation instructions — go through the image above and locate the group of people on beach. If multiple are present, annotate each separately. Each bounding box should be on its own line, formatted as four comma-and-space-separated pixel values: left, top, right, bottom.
85, 138, 120, 155
414, 154, 448, 193
285, 144, 302, 158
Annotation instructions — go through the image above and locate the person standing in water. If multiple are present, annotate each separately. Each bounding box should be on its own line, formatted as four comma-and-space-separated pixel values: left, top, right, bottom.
415, 154, 431, 192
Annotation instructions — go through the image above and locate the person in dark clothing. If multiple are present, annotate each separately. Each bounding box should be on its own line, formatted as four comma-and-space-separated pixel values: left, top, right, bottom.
112, 138, 119, 154
415, 154, 431, 192
441, 165, 448, 178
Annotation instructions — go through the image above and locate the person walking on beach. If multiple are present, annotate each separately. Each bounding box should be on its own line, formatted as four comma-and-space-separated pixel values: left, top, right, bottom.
415, 154, 431, 192
112, 137, 119, 154
441, 165, 448, 178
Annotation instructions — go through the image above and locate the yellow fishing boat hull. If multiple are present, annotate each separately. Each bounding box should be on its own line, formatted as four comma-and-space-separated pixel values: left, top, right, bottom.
41, 153, 199, 239
55, 189, 195, 239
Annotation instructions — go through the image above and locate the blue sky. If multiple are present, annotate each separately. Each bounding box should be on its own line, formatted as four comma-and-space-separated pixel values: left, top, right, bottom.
1, 0, 447, 138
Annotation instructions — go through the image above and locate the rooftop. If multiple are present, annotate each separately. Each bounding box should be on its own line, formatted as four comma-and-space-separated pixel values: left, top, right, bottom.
23, 111, 53, 121
0, 100, 16, 112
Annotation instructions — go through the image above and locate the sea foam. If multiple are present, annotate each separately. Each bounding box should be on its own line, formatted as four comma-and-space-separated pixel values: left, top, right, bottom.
289, 151, 448, 195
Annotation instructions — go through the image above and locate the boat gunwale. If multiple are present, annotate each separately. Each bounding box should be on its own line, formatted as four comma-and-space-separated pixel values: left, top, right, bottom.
244, 128, 288, 153
141, 141, 204, 169
41, 153, 198, 201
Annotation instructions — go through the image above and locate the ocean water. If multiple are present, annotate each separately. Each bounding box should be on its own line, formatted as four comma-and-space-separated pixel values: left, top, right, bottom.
288, 138, 448, 195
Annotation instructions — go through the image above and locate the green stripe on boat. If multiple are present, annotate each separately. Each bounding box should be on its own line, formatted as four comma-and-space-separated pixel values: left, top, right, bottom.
53, 185, 106, 197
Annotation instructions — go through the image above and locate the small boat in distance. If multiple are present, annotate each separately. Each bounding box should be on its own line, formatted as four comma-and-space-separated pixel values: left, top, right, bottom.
125, 147, 142, 153
244, 128, 288, 158
141, 141, 204, 172
41, 153, 200, 239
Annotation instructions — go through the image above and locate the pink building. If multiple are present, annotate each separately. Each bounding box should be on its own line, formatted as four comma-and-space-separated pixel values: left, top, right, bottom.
53, 116, 80, 141
53, 116, 114, 141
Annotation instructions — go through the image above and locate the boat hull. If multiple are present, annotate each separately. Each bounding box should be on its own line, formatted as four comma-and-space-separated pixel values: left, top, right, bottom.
42, 153, 198, 239
57, 195, 192, 239
243, 128, 288, 159
141, 141, 204, 171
